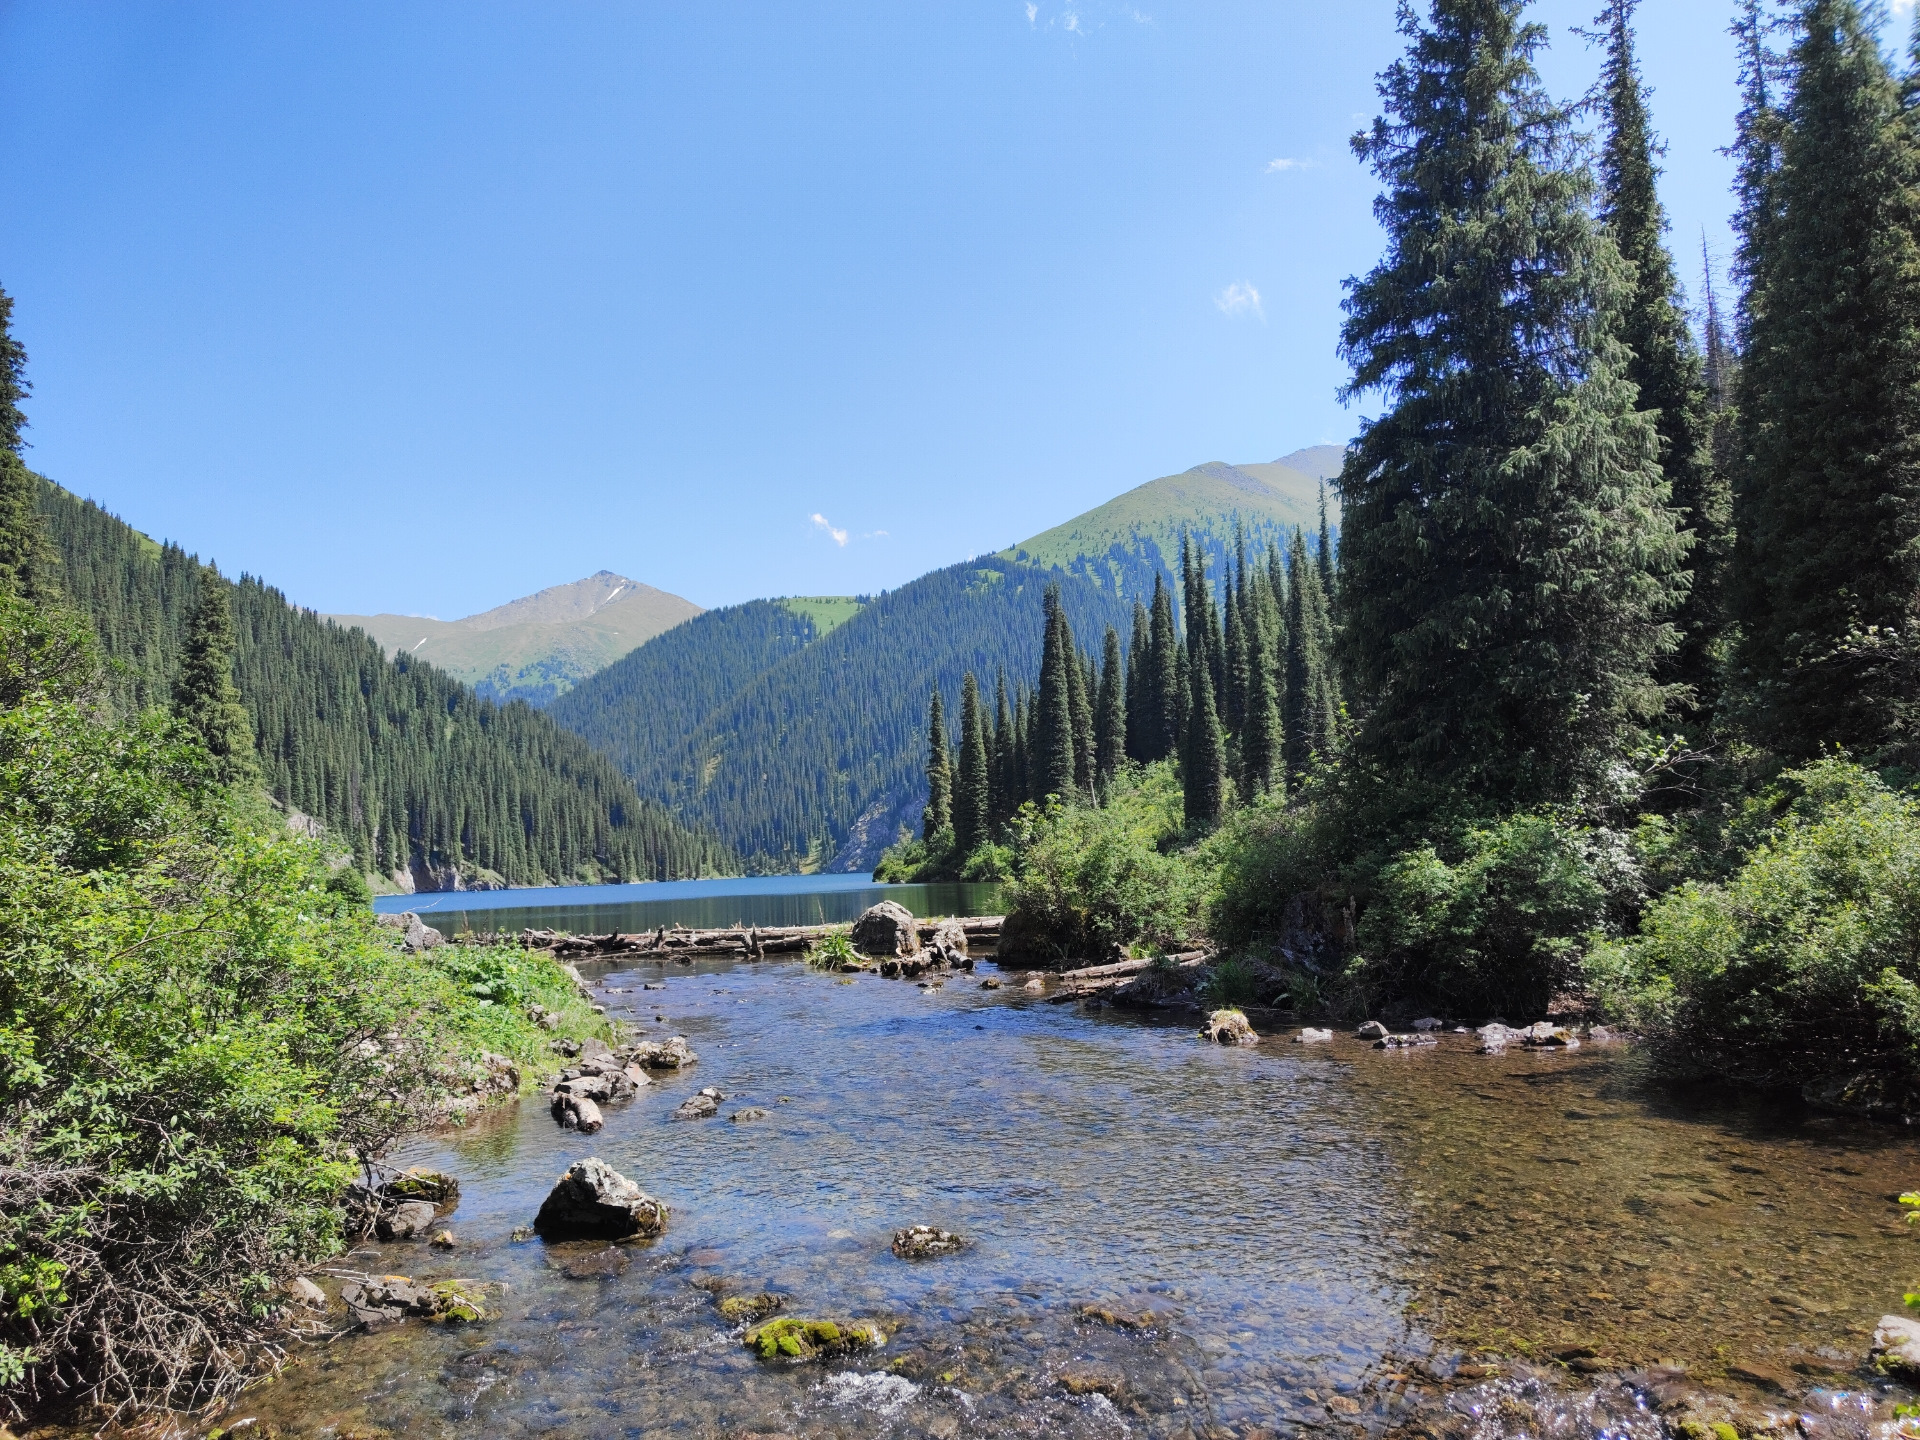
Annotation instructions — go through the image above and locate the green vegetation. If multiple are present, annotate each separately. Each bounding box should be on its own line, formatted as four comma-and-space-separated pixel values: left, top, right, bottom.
1586, 761, 1920, 1089
778, 595, 863, 636
0, 584, 605, 1421
882, 0, 1920, 1108
38, 484, 733, 888
551, 559, 1131, 870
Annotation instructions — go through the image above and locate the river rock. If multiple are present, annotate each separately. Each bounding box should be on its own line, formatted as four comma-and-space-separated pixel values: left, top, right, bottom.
674, 1086, 726, 1120
892, 1225, 971, 1259
719, 1291, 786, 1323
1293, 1027, 1334, 1043
376, 911, 446, 953
378, 1200, 440, 1240
1476, 1022, 1515, 1051
852, 901, 920, 959
554, 1073, 612, 1104
384, 1167, 460, 1208
1413, 1016, 1444, 1031
730, 1107, 771, 1122
1057, 1362, 1126, 1397
1875, 1315, 1920, 1380
981, 976, 1002, 989
1200, 1009, 1258, 1045
339, 1275, 491, 1326
1375, 1031, 1439, 1050
282, 1275, 328, 1309
551, 1093, 604, 1133
629, 1035, 698, 1069
1520, 1022, 1578, 1048
743, 1315, 886, 1362
533, 1158, 669, 1241
1357, 1020, 1389, 1040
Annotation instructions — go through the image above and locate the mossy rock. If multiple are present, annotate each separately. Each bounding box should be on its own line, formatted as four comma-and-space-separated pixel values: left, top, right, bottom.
385, 1168, 460, 1209
424, 1280, 492, 1324
743, 1315, 884, 1362
718, 1292, 786, 1323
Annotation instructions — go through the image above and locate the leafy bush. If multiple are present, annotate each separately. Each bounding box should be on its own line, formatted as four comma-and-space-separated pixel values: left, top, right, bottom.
1198, 956, 1265, 1008
998, 763, 1206, 964
1349, 812, 1634, 1018
807, 928, 857, 969
1585, 760, 1920, 1085
1205, 789, 1344, 956
0, 598, 595, 1423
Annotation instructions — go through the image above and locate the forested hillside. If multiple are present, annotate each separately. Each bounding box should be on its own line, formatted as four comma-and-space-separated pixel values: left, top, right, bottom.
1006, 452, 1341, 601
37, 482, 736, 888
551, 559, 1130, 869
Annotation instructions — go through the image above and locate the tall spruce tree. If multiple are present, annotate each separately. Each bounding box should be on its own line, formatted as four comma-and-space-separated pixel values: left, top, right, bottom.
0, 284, 28, 456
1183, 638, 1227, 831
990, 670, 1015, 825
954, 672, 990, 853
1596, 0, 1723, 722
1036, 588, 1078, 802
1095, 624, 1126, 794
1241, 596, 1282, 800
1125, 601, 1150, 762
1146, 575, 1181, 762
1284, 528, 1341, 779
174, 565, 259, 788
1315, 483, 1337, 611
922, 689, 952, 840
1066, 626, 1095, 799
1731, 0, 1920, 758
1337, 0, 1684, 811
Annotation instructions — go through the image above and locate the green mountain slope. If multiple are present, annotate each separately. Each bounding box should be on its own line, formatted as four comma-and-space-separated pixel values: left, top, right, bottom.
550, 560, 1131, 871
328, 571, 702, 706
1006, 451, 1344, 601
40, 483, 736, 890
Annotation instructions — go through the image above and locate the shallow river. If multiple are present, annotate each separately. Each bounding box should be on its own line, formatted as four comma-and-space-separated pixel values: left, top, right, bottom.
227, 950, 1920, 1439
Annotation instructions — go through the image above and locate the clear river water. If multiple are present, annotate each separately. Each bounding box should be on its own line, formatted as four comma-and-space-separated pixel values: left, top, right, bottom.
221, 884, 1920, 1440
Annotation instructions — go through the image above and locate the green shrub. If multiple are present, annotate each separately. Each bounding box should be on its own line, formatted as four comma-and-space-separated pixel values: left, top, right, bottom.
0, 597, 593, 1421
998, 763, 1206, 964
1198, 956, 1265, 1008
807, 928, 857, 970
1205, 790, 1342, 954
1350, 812, 1631, 1018
1586, 760, 1920, 1085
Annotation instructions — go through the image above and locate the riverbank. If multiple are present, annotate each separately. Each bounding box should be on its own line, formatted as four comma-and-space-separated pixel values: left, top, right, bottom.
186, 941, 1920, 1440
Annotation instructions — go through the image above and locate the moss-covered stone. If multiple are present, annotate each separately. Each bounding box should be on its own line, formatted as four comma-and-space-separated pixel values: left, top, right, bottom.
425, 1280, 492, 1324
718, 1292, 786, 1323
743, 1315, 885, 1362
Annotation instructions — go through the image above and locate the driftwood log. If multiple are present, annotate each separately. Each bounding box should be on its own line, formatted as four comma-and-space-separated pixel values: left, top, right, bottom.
1042, 951, 1208, 1002
447, 917, 1004, 960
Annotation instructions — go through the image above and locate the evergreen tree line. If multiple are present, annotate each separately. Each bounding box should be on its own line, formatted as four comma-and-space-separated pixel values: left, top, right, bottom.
1330, 0, 1920, 819
12, 462, 734, 886
550, 558, 1132, 868
913, 517, 1342, 858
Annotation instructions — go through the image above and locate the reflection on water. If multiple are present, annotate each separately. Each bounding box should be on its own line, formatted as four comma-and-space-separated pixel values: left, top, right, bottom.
226, 952, 1920, 1439
377, 873, 1003, 937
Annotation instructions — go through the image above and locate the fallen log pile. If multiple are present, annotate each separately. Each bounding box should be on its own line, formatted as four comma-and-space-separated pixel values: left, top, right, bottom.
1042, 951, 1209, 1003
450, 917, 1005, 961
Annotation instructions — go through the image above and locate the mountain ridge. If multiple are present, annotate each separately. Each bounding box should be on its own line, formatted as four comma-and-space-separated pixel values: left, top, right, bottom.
327, 571, 702, 706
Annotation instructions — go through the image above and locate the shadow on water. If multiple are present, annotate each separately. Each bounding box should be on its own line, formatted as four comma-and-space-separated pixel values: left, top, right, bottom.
214, 947, 1920, 1440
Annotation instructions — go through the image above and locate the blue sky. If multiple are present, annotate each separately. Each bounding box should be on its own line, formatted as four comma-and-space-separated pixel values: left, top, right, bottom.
3, 1, 1748, 617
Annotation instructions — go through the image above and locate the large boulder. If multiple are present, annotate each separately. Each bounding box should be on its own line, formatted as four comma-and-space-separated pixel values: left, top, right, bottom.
892, 1225, 970, 1260
533, 1158, 669, 1241
852, 901, 920, 959
375, 911, 446, 952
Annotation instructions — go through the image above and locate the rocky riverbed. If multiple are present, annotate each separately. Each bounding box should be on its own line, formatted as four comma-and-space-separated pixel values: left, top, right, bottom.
195, 946, 1920, 1440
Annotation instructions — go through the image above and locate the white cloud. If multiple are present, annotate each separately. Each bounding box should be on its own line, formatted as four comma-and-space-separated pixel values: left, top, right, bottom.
1266, 157, 1314, 173
810, 513, 849, 547
1025, 1, 1037, 23
1062, 8, 1082, 32
1124, 5, 1152, 21
1898, 0, 1916, 12
1214, 281, 1264, 321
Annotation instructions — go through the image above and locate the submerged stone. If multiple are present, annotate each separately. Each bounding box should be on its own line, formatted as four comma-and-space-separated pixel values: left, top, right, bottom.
743, 1315, 885, 1362
892, 1224, 970, 1259
1201, 1009, 1258, 1045
1293, 1028, 1334, 1043
629, 1035, 698, 1070
1874, 1314, 1920, 1380
717, 1291, 787, 1323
